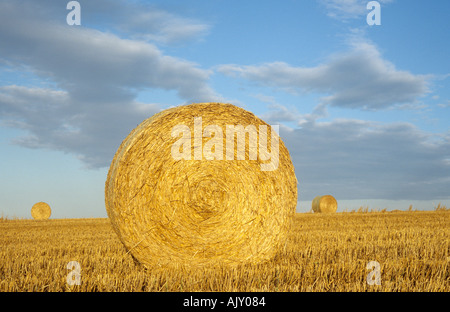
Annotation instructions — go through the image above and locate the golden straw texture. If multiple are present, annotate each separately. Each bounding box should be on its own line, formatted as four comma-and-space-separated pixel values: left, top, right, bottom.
312, 195, 338, 213
31, 202, 51, 220
105, 103, 298, 267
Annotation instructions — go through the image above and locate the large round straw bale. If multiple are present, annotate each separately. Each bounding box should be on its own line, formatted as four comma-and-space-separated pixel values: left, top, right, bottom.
31, 202, 51, 220
312, 195, 337, 213
105, 102, 298, 267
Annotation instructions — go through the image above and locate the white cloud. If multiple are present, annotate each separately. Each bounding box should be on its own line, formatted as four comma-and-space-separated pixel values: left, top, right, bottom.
0, 1, 218, 102
0, 1, 221, 168
437, 100, 450, 108
11, 0, 211, 45
0, 85, 161, 168
280, 118, 450, 201
218, 40, 429, 110
251, 94, 301, 124
0, 22, 217, 102
117, 9, 210, 44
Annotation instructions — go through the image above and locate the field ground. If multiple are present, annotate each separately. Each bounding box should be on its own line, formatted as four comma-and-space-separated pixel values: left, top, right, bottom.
1, 210, 448, 292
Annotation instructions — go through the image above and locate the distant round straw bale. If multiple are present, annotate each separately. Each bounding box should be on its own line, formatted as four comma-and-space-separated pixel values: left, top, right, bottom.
312, 195, 337, 213
105, 102, 298, 267
31, 202, 51, 220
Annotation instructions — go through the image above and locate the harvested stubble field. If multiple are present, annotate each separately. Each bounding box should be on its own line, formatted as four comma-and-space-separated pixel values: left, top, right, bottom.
1, 210, 448, 292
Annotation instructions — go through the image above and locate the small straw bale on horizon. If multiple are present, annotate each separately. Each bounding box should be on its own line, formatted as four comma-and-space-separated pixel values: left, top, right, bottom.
31, 202, 51, 220
312, 195, 337, 213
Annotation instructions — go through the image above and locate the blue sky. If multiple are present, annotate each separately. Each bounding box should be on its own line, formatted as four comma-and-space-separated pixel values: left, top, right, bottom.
0, 0, 449, 218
